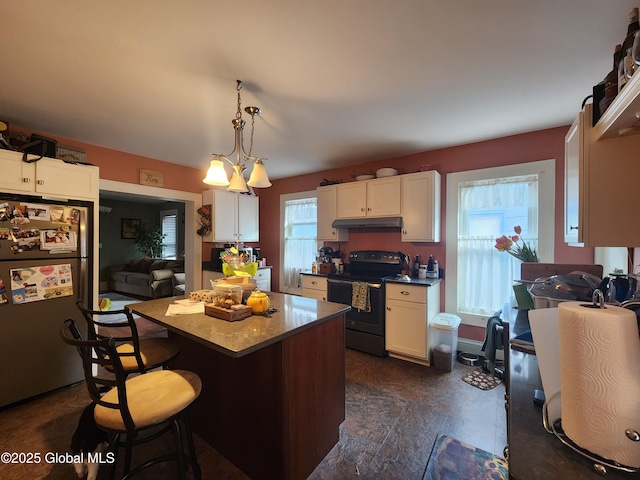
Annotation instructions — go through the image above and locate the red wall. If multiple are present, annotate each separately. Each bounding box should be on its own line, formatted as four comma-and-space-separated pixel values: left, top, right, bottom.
257, 125, 594, 341
17, 125, 594, 341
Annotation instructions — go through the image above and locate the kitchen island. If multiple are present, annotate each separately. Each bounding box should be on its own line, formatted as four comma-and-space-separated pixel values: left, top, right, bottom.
128, 293, 350, 480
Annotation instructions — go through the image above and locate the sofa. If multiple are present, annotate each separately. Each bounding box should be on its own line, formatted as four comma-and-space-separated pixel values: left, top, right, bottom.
108, 257, 184, 299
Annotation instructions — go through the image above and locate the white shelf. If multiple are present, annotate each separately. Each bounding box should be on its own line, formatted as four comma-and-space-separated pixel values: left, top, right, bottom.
594, 69, 640, 140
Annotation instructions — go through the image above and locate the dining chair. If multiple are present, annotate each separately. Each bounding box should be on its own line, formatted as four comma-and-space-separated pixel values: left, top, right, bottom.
76, 299, 180, 374
60, 318, 202, 479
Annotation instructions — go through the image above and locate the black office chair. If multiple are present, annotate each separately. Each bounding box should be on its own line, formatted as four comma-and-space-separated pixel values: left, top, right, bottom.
76, 299, 180, 374
60, 318, 202, 480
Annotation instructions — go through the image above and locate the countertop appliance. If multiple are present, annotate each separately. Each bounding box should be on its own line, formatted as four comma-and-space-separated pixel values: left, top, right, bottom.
0, 193, 93, 407
326, 250, 404, 357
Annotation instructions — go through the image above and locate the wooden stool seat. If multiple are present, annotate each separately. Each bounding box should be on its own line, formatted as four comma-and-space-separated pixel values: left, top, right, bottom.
96, 369, 201, 431
76, 299, 180, 373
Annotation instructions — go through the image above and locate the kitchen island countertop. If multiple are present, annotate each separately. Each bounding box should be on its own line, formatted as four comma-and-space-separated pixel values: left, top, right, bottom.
127, 292, 350, 358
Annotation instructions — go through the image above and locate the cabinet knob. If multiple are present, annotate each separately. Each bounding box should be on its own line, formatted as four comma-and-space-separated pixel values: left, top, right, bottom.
361, 207, 365, 212
323, 297, 326, 301
569, 225, 579, 230
311, 281, 317, 285
401, 290, 410, 295
22, 177, 31, 183
386, 306, 391, 311
402, 230, 407, 234
37, 180, 44, 185
367, 207, 371, 211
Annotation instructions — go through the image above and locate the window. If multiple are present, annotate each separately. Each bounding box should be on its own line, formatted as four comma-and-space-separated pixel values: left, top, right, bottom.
445, 160, 555, 327
279, 192, 318, 294
160, 209, 178, 259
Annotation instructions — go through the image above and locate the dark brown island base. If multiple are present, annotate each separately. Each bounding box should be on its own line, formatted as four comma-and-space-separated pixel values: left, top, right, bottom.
128, 293, 350, 480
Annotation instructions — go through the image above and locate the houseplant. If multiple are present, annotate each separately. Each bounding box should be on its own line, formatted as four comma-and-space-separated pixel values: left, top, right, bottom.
134, 222, 165, 258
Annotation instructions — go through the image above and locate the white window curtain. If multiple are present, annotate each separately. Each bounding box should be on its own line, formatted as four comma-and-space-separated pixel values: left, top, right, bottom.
160, 209, 178, 259
282, 197, 317, 290
457, 175, 538, 316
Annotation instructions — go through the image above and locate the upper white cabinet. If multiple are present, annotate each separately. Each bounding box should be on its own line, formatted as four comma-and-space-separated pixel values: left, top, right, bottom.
202, 189, 259, 243
316, 185, 348, 241
564, 102, 640, 247
336, 176, 401, 218
401, 171, 441, 242
0, 149, 99, 200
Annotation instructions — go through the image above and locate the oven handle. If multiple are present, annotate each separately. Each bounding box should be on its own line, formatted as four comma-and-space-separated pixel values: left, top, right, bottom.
328, 279, 382, 289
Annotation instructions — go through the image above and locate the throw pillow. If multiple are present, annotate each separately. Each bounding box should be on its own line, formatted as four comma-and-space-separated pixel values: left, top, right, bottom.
150, 259, 168, 271
137, 257, 154, 273
124, 258, 141, 272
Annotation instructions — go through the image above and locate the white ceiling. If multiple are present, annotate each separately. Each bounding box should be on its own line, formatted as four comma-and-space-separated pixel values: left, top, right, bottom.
1, 1, 636, 181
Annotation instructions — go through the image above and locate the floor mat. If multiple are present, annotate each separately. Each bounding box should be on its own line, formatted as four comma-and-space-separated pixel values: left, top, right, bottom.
462, 368, 503, 391
423, 434, 508, 480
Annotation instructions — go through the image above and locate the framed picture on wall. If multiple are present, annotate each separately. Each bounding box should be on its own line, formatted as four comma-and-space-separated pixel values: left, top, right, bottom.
121, 218, 141, 239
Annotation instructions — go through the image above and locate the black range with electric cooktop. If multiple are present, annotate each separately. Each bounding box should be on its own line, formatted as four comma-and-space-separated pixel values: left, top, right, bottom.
327, 250, 406, 357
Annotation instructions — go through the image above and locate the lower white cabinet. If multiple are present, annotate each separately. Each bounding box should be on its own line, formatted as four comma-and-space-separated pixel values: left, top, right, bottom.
301, 275, 327, 301
385, 282, 440, 366
255, 267, 271, 292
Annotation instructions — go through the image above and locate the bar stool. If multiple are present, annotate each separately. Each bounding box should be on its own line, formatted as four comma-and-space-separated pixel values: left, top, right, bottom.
60, 319, 202, 479
76, 299, 180, 374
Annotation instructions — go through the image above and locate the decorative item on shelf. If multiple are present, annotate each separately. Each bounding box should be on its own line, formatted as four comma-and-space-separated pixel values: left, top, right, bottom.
196, 205, 211, 236
220, 246, 258, 277
139, 168, 163, 187
494, 226, 539, 263
203, 80, 271, 192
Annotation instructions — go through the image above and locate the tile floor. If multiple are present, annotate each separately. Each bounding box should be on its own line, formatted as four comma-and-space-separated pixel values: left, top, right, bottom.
0, 349, 506, 479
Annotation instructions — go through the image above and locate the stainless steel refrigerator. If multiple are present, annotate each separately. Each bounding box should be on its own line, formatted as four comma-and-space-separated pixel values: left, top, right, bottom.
0, 193, 93, 407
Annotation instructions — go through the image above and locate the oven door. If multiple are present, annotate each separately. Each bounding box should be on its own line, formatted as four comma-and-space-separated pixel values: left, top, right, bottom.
327, 279, 385, 336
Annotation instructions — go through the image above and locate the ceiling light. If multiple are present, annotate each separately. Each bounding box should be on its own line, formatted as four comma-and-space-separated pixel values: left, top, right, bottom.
203, 80, 272, 191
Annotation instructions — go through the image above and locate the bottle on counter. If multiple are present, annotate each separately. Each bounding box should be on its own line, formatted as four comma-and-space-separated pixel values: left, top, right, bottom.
427, 255, 434, 272
433, 258, 439, 278
311, 261, 317, 274
414, 254, 421, 277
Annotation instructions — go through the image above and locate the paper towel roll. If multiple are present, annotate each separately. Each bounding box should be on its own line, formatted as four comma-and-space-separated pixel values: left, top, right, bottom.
559, 301, 640, 467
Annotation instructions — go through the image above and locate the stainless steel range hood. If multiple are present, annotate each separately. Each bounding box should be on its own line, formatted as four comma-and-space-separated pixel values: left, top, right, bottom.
331, 217, 403, 229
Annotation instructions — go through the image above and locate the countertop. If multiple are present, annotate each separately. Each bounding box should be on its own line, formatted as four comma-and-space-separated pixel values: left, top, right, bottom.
302, 271, 442, 287
127, 293, 350, 358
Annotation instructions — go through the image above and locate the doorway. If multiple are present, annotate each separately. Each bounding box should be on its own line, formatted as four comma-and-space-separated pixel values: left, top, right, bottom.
99, 179, 202, 295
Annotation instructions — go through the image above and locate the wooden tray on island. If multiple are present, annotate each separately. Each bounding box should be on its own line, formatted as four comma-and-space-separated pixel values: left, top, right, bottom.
205, 303, 252, 322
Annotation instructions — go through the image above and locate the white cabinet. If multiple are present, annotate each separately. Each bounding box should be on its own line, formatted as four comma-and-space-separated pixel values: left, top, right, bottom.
255, 267, 271, 292
0, 149, 99, 200
564, 103, 640, 247
385, 282, 440, 366
336, 176, 401, 218
301, 275, 327, 301
564, 113, 583, 245
316, 185, 348, 241
202, 189, 259, 243
401, 171, 440, 242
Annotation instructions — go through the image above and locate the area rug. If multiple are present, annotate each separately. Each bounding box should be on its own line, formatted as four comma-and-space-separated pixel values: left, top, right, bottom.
462, 368, 502, 391
423, 434, 508, 480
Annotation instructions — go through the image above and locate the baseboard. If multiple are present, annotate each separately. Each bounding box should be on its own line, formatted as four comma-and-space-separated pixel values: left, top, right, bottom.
457, 338, 504, 361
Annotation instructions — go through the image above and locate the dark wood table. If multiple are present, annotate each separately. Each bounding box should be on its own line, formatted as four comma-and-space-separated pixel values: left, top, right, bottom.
128, 293, 350, 480
507, 310, 632, 479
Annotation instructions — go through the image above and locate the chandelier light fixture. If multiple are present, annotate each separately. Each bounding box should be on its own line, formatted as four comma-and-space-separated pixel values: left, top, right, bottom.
203, 80, 271, 192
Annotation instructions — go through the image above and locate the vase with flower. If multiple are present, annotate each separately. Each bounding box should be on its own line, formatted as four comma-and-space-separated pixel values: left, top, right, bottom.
495, 226, 538, 309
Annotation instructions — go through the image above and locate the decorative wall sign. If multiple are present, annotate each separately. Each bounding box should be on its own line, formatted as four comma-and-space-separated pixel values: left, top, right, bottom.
10, 264, 74, 304
139, 169, 164, 187
121, 218, 141, 239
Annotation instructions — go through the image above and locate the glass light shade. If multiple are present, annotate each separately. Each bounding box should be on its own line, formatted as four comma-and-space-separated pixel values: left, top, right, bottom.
203, 159, 230, 186
247, 159, 272, 188
228, 166, 249, 192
